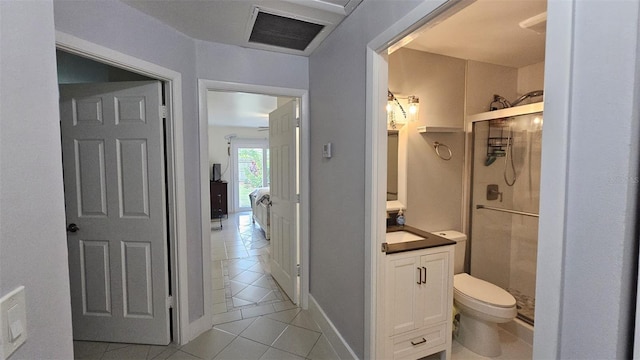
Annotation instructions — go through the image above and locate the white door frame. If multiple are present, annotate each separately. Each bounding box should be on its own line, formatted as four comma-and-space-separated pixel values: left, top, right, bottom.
365, 0, 571, 358
230, 138, 270, 212
198, 80, 310, 323
55, 32, 190, 345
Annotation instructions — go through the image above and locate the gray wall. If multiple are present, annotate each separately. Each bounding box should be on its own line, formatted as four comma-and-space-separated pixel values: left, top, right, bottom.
53, 0, 205, 321
308, 0, 433, 357
0, 1, 74, 358
53, 0, 309, 324
550, 0, 639, 358
389, 49, 466, 232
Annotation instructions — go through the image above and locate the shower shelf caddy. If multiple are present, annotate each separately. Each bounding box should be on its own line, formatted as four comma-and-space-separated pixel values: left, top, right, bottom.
466, 102, 544, 159
487, 119, 512, 158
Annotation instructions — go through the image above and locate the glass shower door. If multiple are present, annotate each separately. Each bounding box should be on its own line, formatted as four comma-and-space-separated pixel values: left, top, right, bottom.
470, 111, 542, 325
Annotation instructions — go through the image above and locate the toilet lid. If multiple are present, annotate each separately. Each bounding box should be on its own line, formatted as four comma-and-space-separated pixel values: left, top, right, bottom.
454, 273, 516, 308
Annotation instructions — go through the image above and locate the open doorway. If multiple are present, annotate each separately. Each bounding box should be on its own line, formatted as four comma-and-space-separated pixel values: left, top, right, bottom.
367, 0, 547, 358
200, 84, 308, 327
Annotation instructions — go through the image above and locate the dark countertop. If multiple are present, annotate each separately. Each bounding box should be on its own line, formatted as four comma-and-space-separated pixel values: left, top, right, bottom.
383, 225, 455, 254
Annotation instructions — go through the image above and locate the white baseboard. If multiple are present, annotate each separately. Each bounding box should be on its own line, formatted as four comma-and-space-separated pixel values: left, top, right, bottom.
308, 294, 359, 360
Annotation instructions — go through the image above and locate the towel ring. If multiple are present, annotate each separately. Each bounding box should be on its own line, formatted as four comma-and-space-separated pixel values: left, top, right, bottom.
433, 142, 452, 160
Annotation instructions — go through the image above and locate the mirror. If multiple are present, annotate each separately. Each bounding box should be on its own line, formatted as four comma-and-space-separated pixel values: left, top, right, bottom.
387, 128, 407, 211
387, 130, 399, 201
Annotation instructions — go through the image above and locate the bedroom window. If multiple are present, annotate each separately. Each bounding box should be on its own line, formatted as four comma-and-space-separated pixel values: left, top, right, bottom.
233, 139, 270, 211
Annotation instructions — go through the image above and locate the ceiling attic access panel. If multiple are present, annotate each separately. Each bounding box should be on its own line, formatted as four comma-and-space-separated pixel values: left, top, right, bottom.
249, 11, 325, 51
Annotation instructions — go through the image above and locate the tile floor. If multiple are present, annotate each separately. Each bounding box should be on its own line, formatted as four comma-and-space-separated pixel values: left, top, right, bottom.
451, 327, 533, 360
73, 212, 339, 360
73, 211, 532, 360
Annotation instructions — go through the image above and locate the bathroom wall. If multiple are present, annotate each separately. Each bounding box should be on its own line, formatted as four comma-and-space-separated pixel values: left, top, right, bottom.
388, 48, 466, 232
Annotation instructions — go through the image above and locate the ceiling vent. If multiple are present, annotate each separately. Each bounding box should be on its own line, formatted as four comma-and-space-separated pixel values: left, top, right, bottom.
247, 8, 326, 52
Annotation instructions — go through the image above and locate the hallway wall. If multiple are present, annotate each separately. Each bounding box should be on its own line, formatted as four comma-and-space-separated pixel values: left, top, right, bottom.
0, 1, 74, 358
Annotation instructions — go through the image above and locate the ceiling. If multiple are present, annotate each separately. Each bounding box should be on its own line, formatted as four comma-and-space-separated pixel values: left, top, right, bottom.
404, 0, 547, 68
207, 91, 280, 127
143, 0, 546, 127
123, 0, 362, 57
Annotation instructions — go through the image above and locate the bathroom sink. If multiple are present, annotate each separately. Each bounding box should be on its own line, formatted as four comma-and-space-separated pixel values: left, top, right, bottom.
386, 231, 425, 244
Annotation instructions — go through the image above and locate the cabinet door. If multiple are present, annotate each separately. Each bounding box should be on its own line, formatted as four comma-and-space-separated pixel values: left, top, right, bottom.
417, 251, 450, 328
385, 255, 421, 336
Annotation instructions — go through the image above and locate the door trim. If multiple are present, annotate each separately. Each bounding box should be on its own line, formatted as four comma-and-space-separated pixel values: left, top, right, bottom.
55, 31, 189, 345
198, 80, 310, 326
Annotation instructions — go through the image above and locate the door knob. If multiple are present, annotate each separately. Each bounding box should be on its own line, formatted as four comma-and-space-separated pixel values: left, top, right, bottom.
67, 223, 79, 233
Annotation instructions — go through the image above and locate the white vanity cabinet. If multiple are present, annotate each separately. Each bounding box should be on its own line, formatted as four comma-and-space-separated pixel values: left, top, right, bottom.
384, 245, 454, 360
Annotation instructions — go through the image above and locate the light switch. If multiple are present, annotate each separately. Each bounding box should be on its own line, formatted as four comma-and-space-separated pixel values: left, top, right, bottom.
8, 305, 23, 342
0, 286, 27, 359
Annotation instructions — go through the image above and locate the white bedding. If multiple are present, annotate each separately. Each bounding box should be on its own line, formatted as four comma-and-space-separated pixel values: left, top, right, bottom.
250, 187, 270, 239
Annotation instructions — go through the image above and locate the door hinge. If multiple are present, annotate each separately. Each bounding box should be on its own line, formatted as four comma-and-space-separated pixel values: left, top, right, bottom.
161, 105, 167, 119
296, 264, 300, 277
296, 194, 300, 203
167, 295, 174, 309
296, 118, 300, 127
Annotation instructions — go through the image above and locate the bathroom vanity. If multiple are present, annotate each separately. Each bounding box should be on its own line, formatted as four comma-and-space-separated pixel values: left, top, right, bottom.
383, 226, 455, 360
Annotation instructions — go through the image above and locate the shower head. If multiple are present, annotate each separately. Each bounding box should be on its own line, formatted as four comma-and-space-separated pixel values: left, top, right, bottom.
511, 90, 544, 107
490, 91, 544, 110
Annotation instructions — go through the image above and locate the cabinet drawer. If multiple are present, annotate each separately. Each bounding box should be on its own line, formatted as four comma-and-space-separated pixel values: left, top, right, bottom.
390, 324, 447, 360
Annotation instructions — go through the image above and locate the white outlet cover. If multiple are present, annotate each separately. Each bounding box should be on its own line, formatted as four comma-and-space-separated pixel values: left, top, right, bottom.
0, 286, 27, 359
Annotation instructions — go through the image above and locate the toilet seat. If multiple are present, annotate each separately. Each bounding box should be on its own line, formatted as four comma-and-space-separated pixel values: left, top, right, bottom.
453, 273, 516, 320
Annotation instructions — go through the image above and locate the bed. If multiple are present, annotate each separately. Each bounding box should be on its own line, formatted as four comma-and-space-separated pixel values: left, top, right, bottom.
249, 187, 270, 240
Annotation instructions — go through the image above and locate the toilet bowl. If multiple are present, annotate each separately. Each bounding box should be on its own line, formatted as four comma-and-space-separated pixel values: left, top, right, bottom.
435, 231, 517, 357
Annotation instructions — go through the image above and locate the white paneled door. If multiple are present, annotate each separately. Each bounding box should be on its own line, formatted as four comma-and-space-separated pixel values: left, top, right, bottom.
269, 100, 299, 304
60, 82, 170, 345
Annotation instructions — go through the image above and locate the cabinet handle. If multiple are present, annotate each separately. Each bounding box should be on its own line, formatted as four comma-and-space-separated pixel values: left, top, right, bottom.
411, 338, 427, 346
421, 266, 427, 284
416, 267, 421, 284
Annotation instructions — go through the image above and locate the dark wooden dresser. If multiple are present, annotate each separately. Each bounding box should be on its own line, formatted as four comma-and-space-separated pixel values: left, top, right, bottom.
210, 181, 228, 219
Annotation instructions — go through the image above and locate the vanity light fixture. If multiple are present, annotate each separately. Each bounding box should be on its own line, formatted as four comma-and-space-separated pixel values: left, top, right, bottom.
387, 90, 419, 129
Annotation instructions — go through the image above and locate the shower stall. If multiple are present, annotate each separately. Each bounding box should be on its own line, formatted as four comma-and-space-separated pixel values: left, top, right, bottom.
468, 103, 543, 325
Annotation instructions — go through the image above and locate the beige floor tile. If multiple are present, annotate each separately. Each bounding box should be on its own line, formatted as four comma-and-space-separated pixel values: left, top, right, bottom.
235, 285, 272, 303
73, 341, 109, 358
212, 310, 242, 325
165, 350, 201, 360
242, 303, 276, 318
213, 337, 269, 360
265, 308, 301, 324
307, 335, 340, 360
272, 300, 298, 312
212, 302, 228, 314
259, 347, 306, 360
101, 345, 150, 359
179, 328, 235, 359
271, 325, 321, 357
290, 310, 321, 332
233, 270, 264, 284
239, 316, 288, 346
214, 317, 257, 335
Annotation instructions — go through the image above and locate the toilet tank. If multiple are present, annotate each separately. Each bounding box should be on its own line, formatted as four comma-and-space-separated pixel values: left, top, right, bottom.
433, 230, 467, 274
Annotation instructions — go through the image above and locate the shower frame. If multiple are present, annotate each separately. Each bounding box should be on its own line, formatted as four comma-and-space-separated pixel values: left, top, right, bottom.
461, 102, 544, 323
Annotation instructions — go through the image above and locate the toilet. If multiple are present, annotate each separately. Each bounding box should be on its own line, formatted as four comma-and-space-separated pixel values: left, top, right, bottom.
435, 230, 517, 357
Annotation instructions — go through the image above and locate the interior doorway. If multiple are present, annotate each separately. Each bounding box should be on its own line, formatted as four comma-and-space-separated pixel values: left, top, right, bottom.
198, 81, 310, 328
54, 34, 188, 344
366, 0, 548, 358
